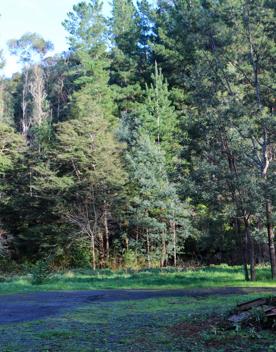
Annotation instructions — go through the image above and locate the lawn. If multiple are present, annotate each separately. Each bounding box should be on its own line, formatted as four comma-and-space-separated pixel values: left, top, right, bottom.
1, 264, 276, 295
1, 292, 276, 352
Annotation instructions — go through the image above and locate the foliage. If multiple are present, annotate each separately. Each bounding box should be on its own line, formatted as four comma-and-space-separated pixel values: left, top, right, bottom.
0, 0, 274, 275
8, 32, 53, 64
31, 259, 52, 285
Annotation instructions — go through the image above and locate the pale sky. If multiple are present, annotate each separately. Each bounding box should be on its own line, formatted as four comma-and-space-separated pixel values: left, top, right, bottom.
0, 0, 111, 77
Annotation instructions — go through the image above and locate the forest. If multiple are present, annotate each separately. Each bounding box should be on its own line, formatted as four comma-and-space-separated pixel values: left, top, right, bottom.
0, 0, 275, 282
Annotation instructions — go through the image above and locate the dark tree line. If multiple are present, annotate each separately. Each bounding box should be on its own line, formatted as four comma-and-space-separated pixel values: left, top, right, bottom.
0, 0, 275, 279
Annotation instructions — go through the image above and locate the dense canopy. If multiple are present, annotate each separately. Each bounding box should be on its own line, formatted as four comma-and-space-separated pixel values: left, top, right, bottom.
0, 0, 275, 281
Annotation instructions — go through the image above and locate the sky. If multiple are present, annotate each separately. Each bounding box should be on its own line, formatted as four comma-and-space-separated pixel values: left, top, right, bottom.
0, 0, 111, 77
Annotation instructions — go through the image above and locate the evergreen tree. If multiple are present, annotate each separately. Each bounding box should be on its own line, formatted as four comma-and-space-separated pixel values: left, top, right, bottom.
110, 0, 140, 85
63, 0, 115, 123
0, 123, 24, 259
139, 62, 180, 173
0, 0, 274, 273
120, 114, 191, 266
52, 113, 126, 268
110, 0, 147, 112
0, 123, 24, 175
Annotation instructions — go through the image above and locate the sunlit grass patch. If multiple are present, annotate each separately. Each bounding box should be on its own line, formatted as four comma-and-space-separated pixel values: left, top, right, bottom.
1, 264, 276, 295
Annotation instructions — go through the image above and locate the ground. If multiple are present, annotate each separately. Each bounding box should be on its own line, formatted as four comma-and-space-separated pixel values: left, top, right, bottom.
1, 266, 276, 351
1, 287, 275, 324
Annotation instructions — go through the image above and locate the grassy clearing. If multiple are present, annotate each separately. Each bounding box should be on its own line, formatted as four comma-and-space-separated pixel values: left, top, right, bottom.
1, 264, 276, 294
1, 265, 276, 351
1, 292, 276, 351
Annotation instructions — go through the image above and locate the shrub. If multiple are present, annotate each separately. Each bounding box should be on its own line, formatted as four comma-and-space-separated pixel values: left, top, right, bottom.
0, 257, 19, 274
31, 260, 51, 285
123, 250, 139, 269
69, 242, 91, 268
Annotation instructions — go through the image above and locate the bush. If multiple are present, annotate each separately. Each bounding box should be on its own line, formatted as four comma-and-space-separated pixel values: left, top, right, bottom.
47, 243, 92, 269
31, 260, 51, 285
123, 250, 139, 269
69, 242, 91, 268
0, 257, 19, 274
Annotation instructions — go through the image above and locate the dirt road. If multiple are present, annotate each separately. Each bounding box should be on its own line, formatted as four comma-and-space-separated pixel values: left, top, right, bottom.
1, 287, 275, 324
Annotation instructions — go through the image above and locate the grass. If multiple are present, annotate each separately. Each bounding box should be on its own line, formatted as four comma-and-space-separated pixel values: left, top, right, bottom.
1, 265, 276, 351
1, 264, 276, 295
1, 292, 276, 351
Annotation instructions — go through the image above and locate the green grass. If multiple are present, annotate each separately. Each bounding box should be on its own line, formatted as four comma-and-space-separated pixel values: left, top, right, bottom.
2, 265, 276, 351
1, 292, 276, 351
1, 264, 276, 294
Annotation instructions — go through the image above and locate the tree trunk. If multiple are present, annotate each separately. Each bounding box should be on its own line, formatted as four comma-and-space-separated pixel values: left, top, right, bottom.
249, 231, 256, 281
103, 203, 110, 263
171, 219, 177, 267
22, 69, 30, 139
90, 233, 96, 270
160, 230, 167, 268
222, 137, 252, 281
98, 231, 105, 268
136, 228, 139, 255
236, 218, 249, 281
266, 199, 276, 279
135, 228, 139, 266
244, 217, 256, 281
90, 190, 98, 270
146, 229, 151, 269
125, 235, 129, 251
29, 65, 47, 127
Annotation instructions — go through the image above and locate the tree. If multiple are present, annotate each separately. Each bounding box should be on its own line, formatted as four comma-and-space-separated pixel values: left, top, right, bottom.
0, 31, 14, 126
0, 123, 24, 175
0, 0, 274, 274
139, 62, 180, 173
0, 39, 6, 123
52, 113, 125, 268
0, 123, 24, 260
232, 0, 276, 278
110, 0, 140, 84
29, 65, 50, 127
110, 0, 147, 112
43, 53, 76, 123
63, 0, 115, 123
119, 112, 191, 267
8, 33, 53, 138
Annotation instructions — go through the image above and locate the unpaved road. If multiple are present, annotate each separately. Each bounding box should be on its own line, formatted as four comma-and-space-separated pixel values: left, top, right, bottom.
0, 287, 275, 324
